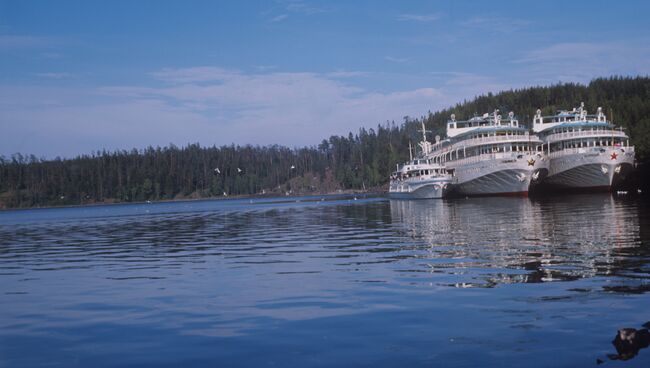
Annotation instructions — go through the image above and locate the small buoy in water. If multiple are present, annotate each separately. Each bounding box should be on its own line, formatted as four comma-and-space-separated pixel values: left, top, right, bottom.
353, 197, 357, 200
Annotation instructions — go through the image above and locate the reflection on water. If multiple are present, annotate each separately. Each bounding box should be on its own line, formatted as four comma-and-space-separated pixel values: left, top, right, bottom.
389, 195, 646, 288
1, 194, 649, 367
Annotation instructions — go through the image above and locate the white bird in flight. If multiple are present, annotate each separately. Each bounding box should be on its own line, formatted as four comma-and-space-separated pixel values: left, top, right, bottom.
290, 165, 295, 169
214, 168, 221, 174
237, 168, 242, 173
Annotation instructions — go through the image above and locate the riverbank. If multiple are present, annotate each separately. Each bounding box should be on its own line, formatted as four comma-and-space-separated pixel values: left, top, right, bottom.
0, 187, 386, 212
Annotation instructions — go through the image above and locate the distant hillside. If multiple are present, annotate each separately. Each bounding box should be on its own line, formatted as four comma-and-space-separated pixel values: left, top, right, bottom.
1, 76, 649, 208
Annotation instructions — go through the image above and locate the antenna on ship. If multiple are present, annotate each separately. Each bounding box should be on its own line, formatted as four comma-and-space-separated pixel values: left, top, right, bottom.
408, 141, 413, 161
420, 121, 429, 142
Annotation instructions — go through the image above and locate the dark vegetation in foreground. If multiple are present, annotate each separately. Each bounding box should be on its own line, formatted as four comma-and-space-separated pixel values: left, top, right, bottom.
1, 76, 650, 209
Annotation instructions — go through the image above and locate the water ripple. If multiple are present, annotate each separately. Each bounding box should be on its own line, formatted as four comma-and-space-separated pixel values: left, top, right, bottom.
1, 194, 649, 366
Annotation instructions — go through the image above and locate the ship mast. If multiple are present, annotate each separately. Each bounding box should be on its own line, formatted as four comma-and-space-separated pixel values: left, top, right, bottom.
418, 121, 432, 155
420, 121, 428, 142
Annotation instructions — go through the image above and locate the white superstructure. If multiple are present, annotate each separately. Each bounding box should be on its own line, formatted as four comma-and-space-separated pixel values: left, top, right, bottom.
389, 123, 454, 199
532, 103, 635, 190
429, 110, 549, 196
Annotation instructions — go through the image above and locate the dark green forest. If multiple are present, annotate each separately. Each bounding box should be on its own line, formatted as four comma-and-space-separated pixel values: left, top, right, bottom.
2, 76, 650, 209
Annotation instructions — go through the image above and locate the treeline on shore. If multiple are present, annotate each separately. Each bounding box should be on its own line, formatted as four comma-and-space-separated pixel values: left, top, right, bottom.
2, 76, 650, 209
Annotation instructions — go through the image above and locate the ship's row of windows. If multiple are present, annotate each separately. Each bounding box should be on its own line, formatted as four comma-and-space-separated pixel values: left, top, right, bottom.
468, 131, 526, 139
474, 144, 537, 155
550, 138, 625, 152
551, 126, 613, 134
433, 143, 539, 161
392, 168, 449, 179
412, 169, 445, 176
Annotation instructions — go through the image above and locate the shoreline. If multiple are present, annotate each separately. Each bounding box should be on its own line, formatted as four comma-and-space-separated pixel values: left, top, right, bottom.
0, 188, 384, 212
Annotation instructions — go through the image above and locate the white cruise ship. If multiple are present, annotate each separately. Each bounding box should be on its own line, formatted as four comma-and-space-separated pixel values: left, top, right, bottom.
532, 103, 635, 190
428, 110, 549, 196
389, 123, 454, 199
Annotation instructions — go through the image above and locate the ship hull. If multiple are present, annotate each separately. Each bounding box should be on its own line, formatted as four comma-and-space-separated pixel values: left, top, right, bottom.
544, 148, 634, 190
448, 153, 549, 196
389, 180, 451, 199
453, 168, 532, 196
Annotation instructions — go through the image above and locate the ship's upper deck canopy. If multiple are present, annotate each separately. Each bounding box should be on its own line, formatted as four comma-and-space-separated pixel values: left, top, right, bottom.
446, 110, 525, 139
392, 158, 446, 176
532, 102, 613, 133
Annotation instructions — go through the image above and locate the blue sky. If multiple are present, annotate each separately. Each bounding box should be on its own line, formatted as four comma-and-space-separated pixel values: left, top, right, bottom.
1, 0, 649, 158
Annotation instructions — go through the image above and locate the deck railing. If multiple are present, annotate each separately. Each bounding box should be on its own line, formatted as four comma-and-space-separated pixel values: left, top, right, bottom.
431, 134, 543, 157
544, 129, 628, 143
443, 151, 541, 167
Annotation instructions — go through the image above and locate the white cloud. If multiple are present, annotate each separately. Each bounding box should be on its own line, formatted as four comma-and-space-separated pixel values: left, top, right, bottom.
7, 34, 646, 158
515, 42, 602, 64
443, 72, 512, 91
41, 52, 64, 59
397, 13, 441, 23
254, 65, 278, 71
0, 35, 53, 49
34, 72, 75, 79
513, 41, 650, 84
150, 66, 240, 83
269, 14, 288, 22
460, 15, 531, 33
384, 56, 410, 63
266, 1, 328, 23
285, 1, 327, 15
1, 68, 450, 157
326, 70, 372, 78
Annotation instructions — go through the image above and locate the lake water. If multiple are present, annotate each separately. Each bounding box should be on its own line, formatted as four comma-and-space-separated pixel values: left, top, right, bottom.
1, 194, 649, 367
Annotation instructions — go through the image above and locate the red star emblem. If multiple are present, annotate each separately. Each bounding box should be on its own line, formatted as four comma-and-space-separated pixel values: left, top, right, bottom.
610, 152, 618, 160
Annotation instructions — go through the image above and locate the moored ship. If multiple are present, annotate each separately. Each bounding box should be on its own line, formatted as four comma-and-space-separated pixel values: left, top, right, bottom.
428, 110, 549, 196
389, 123, 454, 199
532, 103, 635, 191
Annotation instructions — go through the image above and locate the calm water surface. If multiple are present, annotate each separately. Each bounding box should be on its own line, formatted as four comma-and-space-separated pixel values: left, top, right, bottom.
1, 194, 649, 367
